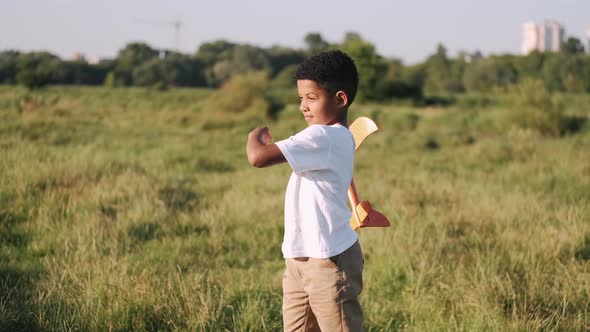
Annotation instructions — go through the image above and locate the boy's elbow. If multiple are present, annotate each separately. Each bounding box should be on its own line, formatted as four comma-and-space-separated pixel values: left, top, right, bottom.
247, 152, 265, 168
252, 161, 265, 168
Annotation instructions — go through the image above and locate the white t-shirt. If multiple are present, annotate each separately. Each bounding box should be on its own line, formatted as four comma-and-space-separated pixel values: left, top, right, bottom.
275, 123, 358, 258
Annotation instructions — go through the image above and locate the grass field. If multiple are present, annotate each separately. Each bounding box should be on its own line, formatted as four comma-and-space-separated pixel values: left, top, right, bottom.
1, 85, 589, 331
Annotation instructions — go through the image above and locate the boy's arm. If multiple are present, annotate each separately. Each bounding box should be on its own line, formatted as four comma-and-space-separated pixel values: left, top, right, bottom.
247, 127, 287, 168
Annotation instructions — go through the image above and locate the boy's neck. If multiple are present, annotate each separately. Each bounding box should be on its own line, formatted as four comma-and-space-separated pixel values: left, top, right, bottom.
322, 118, 348, 128
329, 109, 348, 128
335, 119, 348, 128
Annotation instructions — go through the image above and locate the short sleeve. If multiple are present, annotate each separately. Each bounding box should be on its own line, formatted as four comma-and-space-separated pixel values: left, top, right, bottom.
275, 125, 332, 174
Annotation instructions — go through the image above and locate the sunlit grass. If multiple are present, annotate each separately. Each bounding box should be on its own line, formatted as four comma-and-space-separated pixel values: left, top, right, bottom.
0, 86, 589, 331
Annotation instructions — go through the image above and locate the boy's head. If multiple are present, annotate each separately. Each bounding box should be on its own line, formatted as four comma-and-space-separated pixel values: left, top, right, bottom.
294, 50, 358, 126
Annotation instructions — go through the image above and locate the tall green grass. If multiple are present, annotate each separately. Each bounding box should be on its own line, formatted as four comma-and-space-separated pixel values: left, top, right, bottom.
0, 85, 589, 331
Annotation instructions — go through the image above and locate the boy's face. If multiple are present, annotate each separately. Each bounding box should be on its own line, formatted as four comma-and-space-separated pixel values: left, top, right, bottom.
297, 80, 345, 126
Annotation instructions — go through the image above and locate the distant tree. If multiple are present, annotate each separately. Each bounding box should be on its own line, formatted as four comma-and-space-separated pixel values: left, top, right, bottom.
114, 42, 159, 85
132, 58, 162, 87
448, 59, 467, 93
16, 52, 61, 89
340, 37, 387, 101
402, 63, 427, 91
576, 56, 590, 92
232, 45, 270, 72
210, 44, 270, 86
117, 42, 159, 67
383, 59, 405, 82
542, 53, 590, 92
266, 46, 305, 77
378, 59, 423, 99
304, 32, 329, 54
380, 80, 423, 100
48, 60, 108, 85
271, 64, 298, 89
541, 53, 570, 91
16, 71, 48, 89
514, 51, 546, 81
463, 56, 517, 92
424, 44, 465, 94
6, 34, 590, 92
343, 32, 362, 43
195, 40, 237, 66
561, 37, 585, 54
493, 55, 519, 87
51, 61, 79, 84
159, 52, 206, 86
132, 53, 206, 87
195, 40, 238, 86
0, 50, 20, 84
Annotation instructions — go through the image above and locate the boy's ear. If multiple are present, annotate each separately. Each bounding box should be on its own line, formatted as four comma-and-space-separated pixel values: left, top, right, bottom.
335, 91, 349, 109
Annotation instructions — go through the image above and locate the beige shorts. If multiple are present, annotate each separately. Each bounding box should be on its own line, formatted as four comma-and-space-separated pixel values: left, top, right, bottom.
282, 241, 364, 332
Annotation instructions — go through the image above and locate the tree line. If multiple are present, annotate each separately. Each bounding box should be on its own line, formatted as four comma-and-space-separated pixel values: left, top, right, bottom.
1, 32, 589, 100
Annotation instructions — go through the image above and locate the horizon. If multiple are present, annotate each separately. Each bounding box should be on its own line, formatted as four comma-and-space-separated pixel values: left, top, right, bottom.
1, 0, 589, 64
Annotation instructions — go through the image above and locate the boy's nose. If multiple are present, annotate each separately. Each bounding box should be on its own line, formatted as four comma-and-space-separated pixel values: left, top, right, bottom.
300, 103, 308, 112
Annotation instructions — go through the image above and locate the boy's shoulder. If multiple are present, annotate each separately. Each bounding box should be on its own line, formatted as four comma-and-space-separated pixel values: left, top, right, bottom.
297, 124, 354, 152
298, 124, 351, 139
276, 124, 353, 174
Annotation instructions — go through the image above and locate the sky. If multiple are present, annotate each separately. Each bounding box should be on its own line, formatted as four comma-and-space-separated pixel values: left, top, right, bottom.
1, 0, 589, 64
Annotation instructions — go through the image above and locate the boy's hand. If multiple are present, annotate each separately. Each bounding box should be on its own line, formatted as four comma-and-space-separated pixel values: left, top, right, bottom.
249, 127, 273, 145
246, 126, 286, 168
260, 127, 273, 145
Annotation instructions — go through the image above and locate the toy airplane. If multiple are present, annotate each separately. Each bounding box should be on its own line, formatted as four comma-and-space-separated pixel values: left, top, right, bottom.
348, 117, 391, 230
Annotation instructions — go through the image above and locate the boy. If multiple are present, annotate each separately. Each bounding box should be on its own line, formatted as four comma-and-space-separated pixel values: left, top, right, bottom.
247, 50, 363, 331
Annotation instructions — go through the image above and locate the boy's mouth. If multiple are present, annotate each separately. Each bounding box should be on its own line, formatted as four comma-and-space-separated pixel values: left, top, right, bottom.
304, 115, 313, 122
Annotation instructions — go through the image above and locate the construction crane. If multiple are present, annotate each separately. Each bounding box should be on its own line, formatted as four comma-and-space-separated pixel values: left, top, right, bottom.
136, 18, 182, 50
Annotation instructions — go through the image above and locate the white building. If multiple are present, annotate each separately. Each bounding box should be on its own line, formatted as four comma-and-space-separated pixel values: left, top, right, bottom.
71, 52, 101, 64
522, 21, 539, 54
521, 21, 565, 54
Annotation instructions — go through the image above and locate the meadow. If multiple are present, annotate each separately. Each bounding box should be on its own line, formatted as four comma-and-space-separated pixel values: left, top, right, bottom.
0, 83, 589, 331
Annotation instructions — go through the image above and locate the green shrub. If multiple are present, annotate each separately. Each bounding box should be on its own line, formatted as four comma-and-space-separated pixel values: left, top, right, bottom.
206, 71, 269, 113
16, 70, 50, 89
503, 79, 568, 137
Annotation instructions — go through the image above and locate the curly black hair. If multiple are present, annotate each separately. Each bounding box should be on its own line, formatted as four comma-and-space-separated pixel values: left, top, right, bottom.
294, 50, 359, 105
